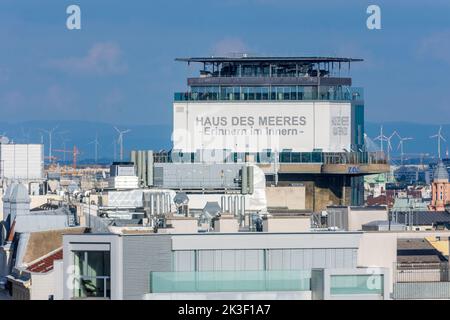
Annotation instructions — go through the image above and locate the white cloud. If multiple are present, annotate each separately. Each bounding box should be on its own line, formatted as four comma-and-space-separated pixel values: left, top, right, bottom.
211, 37, 249, 57
0, 85, 81, 120
47, 42, 128, 75
418, 31, 450, 65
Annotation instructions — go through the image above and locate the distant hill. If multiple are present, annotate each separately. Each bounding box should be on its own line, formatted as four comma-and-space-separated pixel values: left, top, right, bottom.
0, 120, 172, 163
0, 120, 447, 163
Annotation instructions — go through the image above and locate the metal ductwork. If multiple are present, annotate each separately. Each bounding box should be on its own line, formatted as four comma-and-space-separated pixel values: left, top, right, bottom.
131, 150, 154, 187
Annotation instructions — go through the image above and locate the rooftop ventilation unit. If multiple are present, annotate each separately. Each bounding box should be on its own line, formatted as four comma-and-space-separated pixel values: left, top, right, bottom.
174, 192, 189, 216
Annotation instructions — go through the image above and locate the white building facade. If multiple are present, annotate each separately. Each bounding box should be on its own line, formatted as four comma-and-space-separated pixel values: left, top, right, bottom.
0, 143, 44, 184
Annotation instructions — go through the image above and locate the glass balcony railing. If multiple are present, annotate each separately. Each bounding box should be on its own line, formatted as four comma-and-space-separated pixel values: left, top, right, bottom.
73, 276, 111, 299
330, 275, 384, 296
174, 87, 363, 102
164, 151, 388, 166
150, 270, 311, 293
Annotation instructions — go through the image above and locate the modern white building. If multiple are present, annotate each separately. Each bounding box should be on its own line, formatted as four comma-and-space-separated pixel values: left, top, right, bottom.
0, 142, 44, 184
108, 162, 138, 189
59, 229, 450, 301
167, 56, 389, 213
172, 57, 364, 154
62, 232, 390, 300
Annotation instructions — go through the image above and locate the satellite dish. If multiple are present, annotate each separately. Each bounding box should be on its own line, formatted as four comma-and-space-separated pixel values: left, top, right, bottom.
203, 201, 221, 217
174, 192, 189, 207
0, 136, 9, 144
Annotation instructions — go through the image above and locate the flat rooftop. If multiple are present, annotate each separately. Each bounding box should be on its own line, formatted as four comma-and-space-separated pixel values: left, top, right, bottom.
176, 56, 363, 64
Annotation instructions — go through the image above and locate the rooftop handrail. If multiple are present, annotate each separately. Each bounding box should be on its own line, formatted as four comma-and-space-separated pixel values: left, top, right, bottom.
174, 87, 363, 102
150, 270, 311, 293
156, 151, 387, 165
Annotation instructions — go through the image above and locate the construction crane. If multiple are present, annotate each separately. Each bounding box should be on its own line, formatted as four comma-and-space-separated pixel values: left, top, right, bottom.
53, 146, 81, 169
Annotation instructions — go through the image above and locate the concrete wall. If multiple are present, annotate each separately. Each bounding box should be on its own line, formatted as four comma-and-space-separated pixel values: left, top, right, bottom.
213, 217, 239, 233
279, 175, 352, 212
30, 271, 55, 300
265, 186, 306, 210
63, 234, 123, 300
348, 207, 388, 231
122, 235, 172, 300
357, 232, 397, 294
165, 218, 198, 233
171, 232, 362, 251
262, 216, 310, 232
327, 206, 388, 231
53, 260, 63, 300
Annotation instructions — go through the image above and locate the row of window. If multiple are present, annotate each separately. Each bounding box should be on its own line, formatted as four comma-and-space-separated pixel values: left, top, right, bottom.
178, 86, 361, 101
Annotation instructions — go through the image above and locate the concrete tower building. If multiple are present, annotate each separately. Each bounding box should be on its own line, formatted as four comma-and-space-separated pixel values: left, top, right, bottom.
171, 56, 389, 211
429, 161, 450, 211
9, 183, 31, 218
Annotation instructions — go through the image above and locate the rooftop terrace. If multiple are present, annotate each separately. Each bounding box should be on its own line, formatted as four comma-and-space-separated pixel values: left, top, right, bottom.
176, 56, 363, 64
176, 56, 363, 80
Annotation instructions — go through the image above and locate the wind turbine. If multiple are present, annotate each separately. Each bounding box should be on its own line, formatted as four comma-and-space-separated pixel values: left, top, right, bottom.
58, 131, 70, 164
385, 131, 397, 162
112, 138, 117, 162
20, 127, 30, 143
374, 125, 388, 153
397, 136, 413, 165
88, 134, 100, 164
114, 126, 130, 161
430, 126, 446, 160
39, 125, 59, 160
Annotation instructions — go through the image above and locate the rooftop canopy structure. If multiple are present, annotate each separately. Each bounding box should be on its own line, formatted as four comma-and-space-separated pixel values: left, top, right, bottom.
176, 56, 363, 79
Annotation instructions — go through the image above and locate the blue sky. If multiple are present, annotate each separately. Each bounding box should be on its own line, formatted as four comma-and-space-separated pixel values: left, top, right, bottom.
1, 0, 450, 126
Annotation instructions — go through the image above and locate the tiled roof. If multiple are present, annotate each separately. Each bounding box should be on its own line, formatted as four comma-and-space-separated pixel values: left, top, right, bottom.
26, 248, 63, 273
397, 239, 447, 264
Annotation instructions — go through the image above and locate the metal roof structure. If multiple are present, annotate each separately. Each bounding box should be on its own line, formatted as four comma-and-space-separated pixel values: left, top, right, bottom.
397, 238, 448, 264
395, 211, 450, 226
434, 161, 449, 182
176, 56, 363, 64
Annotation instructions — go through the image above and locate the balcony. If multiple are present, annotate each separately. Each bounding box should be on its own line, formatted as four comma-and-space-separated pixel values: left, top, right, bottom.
393, 263, 450, 299
150, 270, 311, 293
174, 87, 363, 102
167, 151, 387, 166
330, 274, 384, 296
146, 268, 389, 300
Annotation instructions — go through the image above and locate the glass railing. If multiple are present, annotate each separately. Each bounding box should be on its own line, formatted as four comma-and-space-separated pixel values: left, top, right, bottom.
166, 151, 388, 165
330, 275, 384, 296
150, 270, 311, 293
73, 276, 111, 299
174, 87, 363, 102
